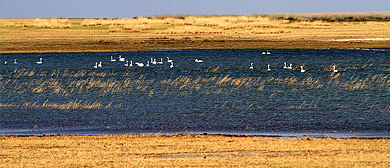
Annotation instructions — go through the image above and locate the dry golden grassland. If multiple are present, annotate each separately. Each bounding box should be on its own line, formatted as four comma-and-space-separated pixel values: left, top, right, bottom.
0, 135, 389, 167
1, 12, 390, 53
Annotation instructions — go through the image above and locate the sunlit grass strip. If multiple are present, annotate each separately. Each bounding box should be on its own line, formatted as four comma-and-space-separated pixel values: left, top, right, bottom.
0, 100, 103, 110
0, 103, 17, 108
77, 16, 291, 35
73, 15, 390, 36
41, 100, 102, 110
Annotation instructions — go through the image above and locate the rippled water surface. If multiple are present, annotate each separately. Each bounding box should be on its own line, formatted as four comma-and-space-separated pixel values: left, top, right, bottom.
1, 49, 389, 137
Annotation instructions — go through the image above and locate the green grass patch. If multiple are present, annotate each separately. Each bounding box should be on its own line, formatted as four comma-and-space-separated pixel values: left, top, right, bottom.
70, 25, 110, 30
148, 25, 173, 31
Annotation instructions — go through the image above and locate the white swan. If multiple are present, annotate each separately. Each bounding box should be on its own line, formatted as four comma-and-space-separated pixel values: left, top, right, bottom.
195, 59, 203, 63
167, 57, 173, 63
13, 59, 17, 65
146, 61, 150, 67
130, 61, 133, 67
267, 64, 271, 71
157, 58, 163, 64
37, 58, 42, 64
267, 50, 271, 55
170, 61, 174, 68
98, 62, 102, 67
94, 62, 98, 68
300, 66, 306, 73
4, 61, 7, 65
283, 62, 287, 69
262, 52, 266, 55
119, 55, 125, 62
124, 60, 129, 67
333, 65, 338, 73
135, 62, 144, 67
288, 63, 292, 70
151, 58, 157, 65
111, 56, 116, 62
249, 63, 254, 69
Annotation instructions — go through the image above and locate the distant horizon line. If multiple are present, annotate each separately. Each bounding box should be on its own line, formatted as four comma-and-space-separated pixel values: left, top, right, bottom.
1, 11, 390, 19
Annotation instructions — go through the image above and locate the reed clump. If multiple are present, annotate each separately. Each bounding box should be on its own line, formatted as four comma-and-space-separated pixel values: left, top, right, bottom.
0, 22, 18, 27
158, 26, 222, 35
81, 18, 164, 27
20, 100, 103, 110
41, 100, 103, 110
124, 25, 150, 32
108, 27, 122, 33
0, 103, 17, 108
342, 74, 390, 90
289, 100, 319, 110
1, 100, 103, 110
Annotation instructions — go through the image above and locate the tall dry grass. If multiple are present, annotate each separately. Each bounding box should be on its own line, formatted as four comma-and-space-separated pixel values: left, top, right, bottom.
124, 25, 150, 32
78, 16, 290, 35
22, 18, 71, 29
1, 67, 389, 111
0, 100, 103, 110
2, 68, 389, 97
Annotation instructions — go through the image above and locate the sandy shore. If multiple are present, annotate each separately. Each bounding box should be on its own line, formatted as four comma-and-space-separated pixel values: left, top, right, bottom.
1, 134, 389, 167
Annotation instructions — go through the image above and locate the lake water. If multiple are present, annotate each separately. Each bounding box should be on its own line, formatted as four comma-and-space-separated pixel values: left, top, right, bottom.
1, 49, 389, 138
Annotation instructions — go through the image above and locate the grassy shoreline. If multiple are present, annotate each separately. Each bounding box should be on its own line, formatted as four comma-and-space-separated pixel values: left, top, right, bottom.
1, 14, 390, 54
1, 134, 389, 167
1, 39, 389, 54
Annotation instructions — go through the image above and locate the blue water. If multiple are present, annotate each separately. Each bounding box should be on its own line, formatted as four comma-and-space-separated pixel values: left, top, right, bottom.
1, 49, 389, 137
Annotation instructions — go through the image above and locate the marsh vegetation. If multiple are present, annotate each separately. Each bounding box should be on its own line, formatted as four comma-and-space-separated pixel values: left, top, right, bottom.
1, 49, 389, 135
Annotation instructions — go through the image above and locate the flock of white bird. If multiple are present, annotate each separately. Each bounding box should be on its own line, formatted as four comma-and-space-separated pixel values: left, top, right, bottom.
249, 62, 308, 72
249, 51, 339, 73
90, 55, 206, 69
3, 51, 340, 73
249, 61, 338, 73
92, 55, 180, 69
